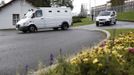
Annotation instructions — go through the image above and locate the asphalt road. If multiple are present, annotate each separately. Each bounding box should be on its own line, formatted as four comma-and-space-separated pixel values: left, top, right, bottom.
0, 29, 106, 75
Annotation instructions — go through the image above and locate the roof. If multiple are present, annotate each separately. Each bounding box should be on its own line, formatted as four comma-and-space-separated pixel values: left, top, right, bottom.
0, 0, 34, 11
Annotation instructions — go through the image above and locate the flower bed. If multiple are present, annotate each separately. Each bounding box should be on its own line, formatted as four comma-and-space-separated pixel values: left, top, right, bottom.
70, 32, 134, 75
33, 32, 134, 75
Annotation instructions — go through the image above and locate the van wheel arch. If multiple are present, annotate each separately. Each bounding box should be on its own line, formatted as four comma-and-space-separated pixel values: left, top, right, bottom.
61, 22, 69, 30
29, 24, 38, 32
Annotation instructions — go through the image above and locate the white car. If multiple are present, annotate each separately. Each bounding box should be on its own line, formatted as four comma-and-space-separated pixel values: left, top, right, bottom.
96, 11, 117, 27
16, 7, 72, 33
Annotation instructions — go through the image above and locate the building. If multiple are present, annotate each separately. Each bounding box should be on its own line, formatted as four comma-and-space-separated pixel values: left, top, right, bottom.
0, 0, 36, 29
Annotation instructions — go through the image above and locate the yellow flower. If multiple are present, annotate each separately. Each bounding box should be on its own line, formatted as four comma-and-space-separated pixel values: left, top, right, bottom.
83, 58, 89, 63
112, 50, 118, 55
98, 63, 103, 67
93, 58, 99, 64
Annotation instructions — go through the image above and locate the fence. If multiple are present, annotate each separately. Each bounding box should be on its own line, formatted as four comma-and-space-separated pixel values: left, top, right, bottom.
91, 1, 134, 16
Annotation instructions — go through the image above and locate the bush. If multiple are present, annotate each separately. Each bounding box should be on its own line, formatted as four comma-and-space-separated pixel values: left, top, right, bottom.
72, 16, 82, 23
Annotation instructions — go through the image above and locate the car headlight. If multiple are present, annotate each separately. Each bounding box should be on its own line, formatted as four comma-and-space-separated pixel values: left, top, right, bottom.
109, 18, 112, 21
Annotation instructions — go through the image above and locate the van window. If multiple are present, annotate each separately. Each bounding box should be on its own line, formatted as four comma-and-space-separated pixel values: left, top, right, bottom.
65, 10, 68, 12
35, 10, 43, 17
57, 10, 60, 12
49, 10, 52, 13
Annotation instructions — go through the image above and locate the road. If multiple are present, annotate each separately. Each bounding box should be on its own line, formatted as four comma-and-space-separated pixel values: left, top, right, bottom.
0, 29, 106, 75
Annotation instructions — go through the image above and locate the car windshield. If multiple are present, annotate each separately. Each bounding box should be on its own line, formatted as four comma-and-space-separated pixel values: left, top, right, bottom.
23, 11, 33, 19
99, 11, 111, 16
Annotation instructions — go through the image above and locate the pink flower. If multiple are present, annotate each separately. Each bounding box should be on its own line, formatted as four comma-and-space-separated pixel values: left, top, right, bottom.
100, 41, 106, 48
128, 48, 134, 54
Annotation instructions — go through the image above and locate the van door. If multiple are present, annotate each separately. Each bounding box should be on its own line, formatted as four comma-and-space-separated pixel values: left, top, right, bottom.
33, 10, 45, 28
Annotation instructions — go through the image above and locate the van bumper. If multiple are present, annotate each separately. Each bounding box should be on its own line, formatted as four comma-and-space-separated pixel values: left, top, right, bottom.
16, 25, 29, 31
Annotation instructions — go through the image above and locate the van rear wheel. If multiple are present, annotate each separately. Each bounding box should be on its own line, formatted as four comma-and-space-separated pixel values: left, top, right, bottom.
61, 23, 69, 30
29, 25, 36, 32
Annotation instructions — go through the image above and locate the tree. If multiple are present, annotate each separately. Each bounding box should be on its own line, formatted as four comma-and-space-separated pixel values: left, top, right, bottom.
51, 0, 73, 9
26, 0, 73, 9
26, 0, 51, 7
79, 4, 88, 18
0, 0, 5, 6
110, 0, 125, 7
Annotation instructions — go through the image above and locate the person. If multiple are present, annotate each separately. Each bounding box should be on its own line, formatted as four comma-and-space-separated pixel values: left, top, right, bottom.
91, 14, 94, 21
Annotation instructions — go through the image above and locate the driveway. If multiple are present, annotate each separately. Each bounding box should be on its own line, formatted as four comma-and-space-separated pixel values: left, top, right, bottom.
0, 29, 106, 75
79, 21, 134, 29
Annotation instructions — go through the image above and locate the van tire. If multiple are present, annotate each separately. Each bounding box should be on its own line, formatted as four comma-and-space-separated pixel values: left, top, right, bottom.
61, 23, 69, 30
96, 22, 99, 27
29, 25, 37, 32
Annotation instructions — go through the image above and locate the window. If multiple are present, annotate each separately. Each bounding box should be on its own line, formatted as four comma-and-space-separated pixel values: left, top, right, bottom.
65, 10, 68, 12
12, 14, 20, 25
49, 10, 52, 13
35, 10, 43, 17
57, 10, 60, 12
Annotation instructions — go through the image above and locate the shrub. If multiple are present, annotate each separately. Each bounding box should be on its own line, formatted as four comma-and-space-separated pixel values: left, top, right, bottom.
72, 16, 82, 23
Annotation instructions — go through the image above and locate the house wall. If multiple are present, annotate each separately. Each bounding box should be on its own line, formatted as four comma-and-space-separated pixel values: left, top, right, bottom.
0, 0, 36, 29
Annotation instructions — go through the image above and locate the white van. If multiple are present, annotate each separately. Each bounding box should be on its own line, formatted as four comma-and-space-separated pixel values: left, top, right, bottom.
96, 11, 117, 27
16, 7, 72, 33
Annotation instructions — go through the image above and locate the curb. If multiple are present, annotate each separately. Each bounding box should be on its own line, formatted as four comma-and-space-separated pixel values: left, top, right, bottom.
73, 27, 110, 41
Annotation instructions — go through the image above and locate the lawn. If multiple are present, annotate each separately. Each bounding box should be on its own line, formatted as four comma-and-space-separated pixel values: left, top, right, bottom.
117, 11, 134, 21
106, 28, 134, 38
73, 17, 94, 27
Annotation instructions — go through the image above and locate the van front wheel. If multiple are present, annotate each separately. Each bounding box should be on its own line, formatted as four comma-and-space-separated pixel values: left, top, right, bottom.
29, 25, 36, 32
61, 23, 69, 30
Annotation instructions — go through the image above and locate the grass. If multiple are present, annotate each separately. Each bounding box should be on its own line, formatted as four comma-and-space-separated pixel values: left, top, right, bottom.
73, 17, 94, 27
117, 11, 134, 21
106, 28, 134, 38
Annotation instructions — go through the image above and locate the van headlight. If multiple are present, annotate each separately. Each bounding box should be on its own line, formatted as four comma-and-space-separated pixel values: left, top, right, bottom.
23, 23, 29, 26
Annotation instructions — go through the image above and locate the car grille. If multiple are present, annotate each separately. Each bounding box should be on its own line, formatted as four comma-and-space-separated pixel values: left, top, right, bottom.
99, 19, 106, 21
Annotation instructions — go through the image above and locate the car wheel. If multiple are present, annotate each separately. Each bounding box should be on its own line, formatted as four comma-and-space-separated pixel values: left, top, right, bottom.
114, 21, 116, 25
96, 22, 99, 27
61, 23, 69, 30
29, 25, 36, 32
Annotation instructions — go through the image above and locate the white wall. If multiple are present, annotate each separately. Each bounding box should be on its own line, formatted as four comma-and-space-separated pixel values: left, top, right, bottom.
0, 0, 36, 29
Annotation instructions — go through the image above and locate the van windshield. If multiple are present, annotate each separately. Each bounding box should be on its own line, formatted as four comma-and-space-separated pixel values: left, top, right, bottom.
99, 11, 111, 16
23, 11, 33, 19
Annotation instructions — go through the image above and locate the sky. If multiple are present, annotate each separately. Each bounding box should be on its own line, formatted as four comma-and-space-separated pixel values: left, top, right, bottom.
1, 0, 110, 14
